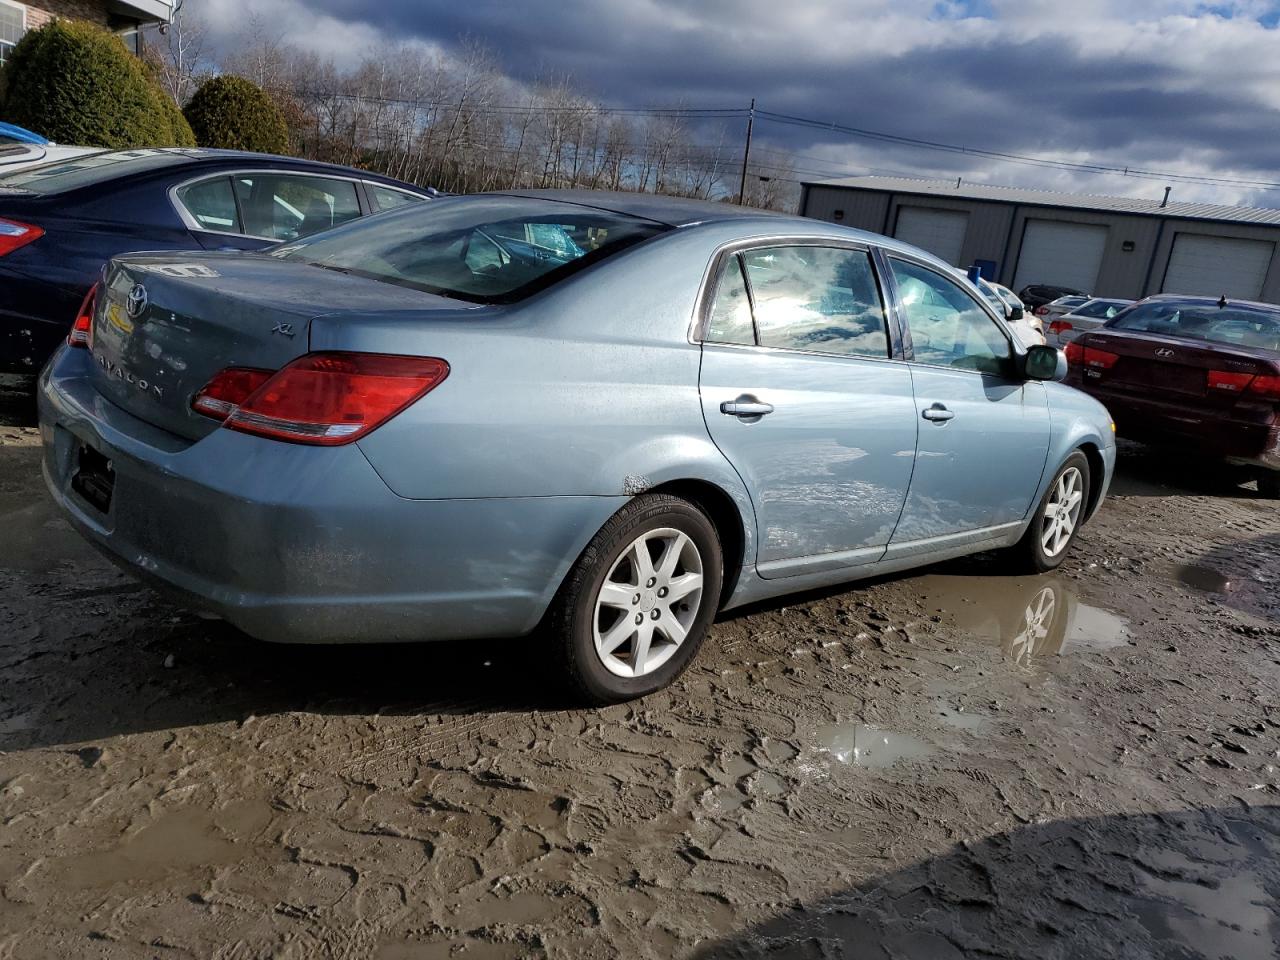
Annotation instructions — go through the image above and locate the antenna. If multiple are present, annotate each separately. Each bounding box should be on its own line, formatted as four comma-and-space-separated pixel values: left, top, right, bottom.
1161, 186, 1171, 208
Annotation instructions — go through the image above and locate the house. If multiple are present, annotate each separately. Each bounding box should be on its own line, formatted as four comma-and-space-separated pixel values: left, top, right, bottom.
0, 0, 172, 63
800, 175, 1280, 303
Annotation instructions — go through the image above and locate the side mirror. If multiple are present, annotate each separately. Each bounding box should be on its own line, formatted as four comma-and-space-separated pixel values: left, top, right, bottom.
1007, 305, 1025, 322
1024, 344, 1067, 381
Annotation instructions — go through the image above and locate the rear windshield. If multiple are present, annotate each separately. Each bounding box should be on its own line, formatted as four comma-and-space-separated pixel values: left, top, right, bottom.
273, 195, 669, 304
1109, 300, 1280, 352
1074, 299, 1126, 319
0, 149, 183, 193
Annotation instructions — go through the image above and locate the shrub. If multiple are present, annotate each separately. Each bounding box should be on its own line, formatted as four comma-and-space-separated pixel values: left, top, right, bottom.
0, 20, 194, 147
183, 76, 288, 154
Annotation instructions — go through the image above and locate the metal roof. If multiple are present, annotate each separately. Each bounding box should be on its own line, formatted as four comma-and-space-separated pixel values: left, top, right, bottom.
805, 175, 1280, 227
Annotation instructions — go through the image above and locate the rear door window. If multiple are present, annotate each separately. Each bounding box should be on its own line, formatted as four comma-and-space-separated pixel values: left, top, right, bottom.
233, 174, 362, 241
175, 176, 241, 233
740, 246, 890, 358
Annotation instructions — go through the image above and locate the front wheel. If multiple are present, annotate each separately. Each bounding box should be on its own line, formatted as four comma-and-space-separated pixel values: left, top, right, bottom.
1008, 452, 1091, 573
548, 494, 723, 704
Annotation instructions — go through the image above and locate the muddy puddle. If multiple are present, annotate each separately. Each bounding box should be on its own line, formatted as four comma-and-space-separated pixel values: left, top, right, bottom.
1174, 564, 1237, 594
815, 722, 933, 768
912, 574, 1130, 666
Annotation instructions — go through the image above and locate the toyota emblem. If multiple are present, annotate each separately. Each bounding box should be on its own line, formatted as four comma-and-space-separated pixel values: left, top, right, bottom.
125, 283, 149, 319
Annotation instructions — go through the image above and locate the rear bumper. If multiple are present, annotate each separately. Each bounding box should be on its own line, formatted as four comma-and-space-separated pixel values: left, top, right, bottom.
1081, 384, 1280, 471
38, 347, 622, 643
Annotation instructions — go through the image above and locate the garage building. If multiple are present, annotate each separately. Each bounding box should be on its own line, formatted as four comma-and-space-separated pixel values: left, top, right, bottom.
799, 176, 1280, 303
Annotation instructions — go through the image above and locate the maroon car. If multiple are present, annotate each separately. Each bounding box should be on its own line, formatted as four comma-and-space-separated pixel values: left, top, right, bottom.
1065, 295, 1280, 498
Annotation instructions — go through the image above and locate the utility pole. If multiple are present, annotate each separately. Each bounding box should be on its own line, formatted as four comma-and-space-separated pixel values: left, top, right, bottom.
738, 98, 756, 205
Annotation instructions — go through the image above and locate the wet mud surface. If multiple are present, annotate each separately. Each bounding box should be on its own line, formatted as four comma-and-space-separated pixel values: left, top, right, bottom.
2, 426, 1279, 958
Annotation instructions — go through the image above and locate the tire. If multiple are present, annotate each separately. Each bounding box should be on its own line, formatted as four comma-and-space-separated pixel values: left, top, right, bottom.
1008, 452, 1091, 574
1259, 473, 1280, 499
547, 493, 723, 704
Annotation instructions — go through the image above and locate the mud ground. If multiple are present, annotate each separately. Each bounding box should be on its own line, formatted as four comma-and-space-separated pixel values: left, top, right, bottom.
2, 400, 1278, 958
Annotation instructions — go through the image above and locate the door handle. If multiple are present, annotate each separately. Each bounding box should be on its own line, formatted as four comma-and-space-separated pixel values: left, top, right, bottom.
922, 403, 954, 423
721, 395, 774, 419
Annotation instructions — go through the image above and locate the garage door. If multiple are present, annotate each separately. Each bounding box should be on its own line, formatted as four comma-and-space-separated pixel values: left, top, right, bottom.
1013, 220, 1108, 294
894, 207, 968, 265
1162, 234, 1274, 300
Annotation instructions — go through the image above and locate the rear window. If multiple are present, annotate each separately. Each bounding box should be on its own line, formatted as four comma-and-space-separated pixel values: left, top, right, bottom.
273, 195, 669, 304
1109, 301, 1280, 352
0, 149, 185, 193
1074, 299, 1126, 319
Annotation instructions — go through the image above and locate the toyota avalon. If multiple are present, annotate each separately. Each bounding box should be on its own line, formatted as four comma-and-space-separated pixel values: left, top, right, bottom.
39, 191, 1115, 702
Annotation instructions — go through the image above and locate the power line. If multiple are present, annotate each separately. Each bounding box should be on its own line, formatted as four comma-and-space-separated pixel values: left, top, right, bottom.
282, 85, 1280, 196
754, 109, 1280, 193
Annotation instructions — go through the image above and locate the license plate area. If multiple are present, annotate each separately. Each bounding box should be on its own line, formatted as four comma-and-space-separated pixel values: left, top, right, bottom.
71, 443, 115, 514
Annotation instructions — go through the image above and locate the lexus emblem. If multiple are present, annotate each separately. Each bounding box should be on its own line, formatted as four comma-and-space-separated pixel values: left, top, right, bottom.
125, 283, 149, 319
1155, 348, 1176, 358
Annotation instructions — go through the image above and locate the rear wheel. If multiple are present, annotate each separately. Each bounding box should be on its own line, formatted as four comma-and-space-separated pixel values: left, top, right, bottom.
548, 494, 723, 704
1259, 472, 1280, 499
1008, 452, 1091, 573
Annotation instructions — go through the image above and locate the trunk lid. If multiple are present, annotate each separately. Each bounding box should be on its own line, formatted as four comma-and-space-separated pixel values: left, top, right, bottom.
1079, 329, 1280, 406
89, 252, 478, 440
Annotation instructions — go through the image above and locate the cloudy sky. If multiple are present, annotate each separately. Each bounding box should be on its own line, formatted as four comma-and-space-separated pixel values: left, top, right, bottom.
199, 0, 1280, 206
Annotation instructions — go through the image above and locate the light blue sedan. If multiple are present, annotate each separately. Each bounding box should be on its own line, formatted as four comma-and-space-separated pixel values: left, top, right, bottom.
38, 190, 1115, 702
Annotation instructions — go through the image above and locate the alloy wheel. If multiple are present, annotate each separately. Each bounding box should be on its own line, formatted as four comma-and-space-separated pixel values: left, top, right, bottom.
1041, 467, 1084, 558
593, 527, 704, 678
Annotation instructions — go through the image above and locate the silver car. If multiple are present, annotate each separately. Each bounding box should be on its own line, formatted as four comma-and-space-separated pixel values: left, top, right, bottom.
39, 191, 1116, 702
1045, 297, 1135, 347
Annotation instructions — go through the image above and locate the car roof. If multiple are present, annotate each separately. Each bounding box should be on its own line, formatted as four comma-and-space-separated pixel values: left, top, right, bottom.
0, 147, 428, 195
483, 188, 964, 265
489, 189, 798, 227
1137, 293, 1280, 313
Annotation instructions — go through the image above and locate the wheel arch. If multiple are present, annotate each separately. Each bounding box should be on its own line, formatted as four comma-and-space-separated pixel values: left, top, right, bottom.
647, 478, 748, 605
1076, 441, 1106, 522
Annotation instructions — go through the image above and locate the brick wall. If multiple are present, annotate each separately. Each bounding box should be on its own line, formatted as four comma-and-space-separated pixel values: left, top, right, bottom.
23, 1, 112, 30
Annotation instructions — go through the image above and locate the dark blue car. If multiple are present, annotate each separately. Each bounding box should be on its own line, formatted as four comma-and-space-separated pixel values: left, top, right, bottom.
0, 148, 432, 376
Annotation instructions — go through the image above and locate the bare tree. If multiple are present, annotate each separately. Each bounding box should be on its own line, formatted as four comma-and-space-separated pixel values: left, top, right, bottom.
206, 33, 776, 208
141, 0, 208, 105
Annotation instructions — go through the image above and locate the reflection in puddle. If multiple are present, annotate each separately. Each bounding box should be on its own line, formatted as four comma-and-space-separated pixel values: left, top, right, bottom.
1132, 846, 1276, 960
816, 723, 933, 768
913, 575, 1129, 666
1174, 564, 1235, 594
934, 702, 991, 733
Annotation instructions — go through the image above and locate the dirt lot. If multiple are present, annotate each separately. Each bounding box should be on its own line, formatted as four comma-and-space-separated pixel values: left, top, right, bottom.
1, 404, 1278, 959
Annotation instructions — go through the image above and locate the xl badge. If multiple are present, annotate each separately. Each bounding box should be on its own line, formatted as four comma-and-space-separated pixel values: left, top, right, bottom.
125, 283, 149, 319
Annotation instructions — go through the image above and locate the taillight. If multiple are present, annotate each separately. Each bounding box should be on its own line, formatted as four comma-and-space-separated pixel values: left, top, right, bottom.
1065, 342, 1117, 370
216, 352, 449, 445
191, 367, 274, 420
68, 283, 98, 349
1049, 320, 1073, 335
1207, 370, 1254, 394
1247, 374, 1280, 401
0, 218, 43, 257
1034, 305, 1050, 317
